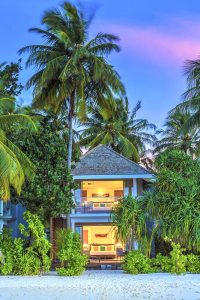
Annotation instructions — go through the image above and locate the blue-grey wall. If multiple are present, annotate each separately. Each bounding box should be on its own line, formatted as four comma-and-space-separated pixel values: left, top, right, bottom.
7, 204, 26, 238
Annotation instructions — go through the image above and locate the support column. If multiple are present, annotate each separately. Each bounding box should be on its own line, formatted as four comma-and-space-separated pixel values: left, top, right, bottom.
132, 178, 138, 250
71, 220, 75, 232
132, 178, 138, 197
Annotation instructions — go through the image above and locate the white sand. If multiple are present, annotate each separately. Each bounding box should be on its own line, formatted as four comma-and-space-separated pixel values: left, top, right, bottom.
0, 271, 199, 300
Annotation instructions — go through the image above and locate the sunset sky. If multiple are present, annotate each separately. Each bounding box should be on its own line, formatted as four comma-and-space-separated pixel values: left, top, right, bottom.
0, 0, 200, 126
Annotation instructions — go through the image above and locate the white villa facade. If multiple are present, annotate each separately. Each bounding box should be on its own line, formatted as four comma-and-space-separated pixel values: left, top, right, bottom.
66, 144, 155, 259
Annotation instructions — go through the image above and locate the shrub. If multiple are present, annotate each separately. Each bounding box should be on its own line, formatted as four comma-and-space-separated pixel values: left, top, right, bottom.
0, 229, 23, 275
154, 242, 187, 274
56, 229, 88, 276
19, 211, 51, 273
123, 250, 157, 274
0, 211, 51, 275
13, 254, 41, 276
186, 254, 200, 274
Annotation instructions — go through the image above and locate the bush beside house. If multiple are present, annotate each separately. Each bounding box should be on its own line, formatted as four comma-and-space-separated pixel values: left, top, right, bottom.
123, 240, 200, 275
56, 229, 88, 276
0, 211, 51, 275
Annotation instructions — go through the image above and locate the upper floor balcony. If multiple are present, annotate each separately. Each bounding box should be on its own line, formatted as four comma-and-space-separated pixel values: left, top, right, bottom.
72, 179, 146, 215
74, 196, 122, 214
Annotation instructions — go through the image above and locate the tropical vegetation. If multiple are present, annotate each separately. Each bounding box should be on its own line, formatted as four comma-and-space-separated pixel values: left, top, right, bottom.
123, 240, 200, 275
174, 58, 200, 129
0, 211, 51, 275
154, 111, 200, 158
0, 0, 199, 277
123, 250, 156, 274
112, 195, 146, 250
19, 1, 125, 169
0, 60, 23, 97
55, 228, 88, 276
11, 112, 77, 224
0, 94, 36, 200
80, 98, 156, 162
144, 150, 200, 253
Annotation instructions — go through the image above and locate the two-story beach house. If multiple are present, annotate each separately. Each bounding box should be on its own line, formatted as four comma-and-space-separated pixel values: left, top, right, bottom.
51, 144, 155, 260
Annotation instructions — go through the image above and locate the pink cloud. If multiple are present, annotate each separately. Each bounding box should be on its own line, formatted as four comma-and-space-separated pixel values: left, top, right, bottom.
103, 23, 200, 65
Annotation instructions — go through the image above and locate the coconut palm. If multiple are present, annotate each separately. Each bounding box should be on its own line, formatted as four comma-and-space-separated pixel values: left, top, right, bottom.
174, 58, 200, 129
0, 95, 36, 200
154, 111, 200, 158
79, 98, 156, 162
19, 1, 125, 169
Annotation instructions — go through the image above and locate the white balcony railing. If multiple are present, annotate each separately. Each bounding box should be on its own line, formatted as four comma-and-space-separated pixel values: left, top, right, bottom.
75, 197, 122, 213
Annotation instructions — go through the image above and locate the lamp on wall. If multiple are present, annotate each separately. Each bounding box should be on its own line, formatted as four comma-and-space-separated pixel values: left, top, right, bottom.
83, 243, 89, 251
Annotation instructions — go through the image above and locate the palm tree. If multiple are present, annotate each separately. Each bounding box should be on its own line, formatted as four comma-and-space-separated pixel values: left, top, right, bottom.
79, 98, 156, 162
112, 195, 146, 251
19, 1, 125, 169
174, 58, 200, 129
0, 95, 36, 200
154, 111, 200, 158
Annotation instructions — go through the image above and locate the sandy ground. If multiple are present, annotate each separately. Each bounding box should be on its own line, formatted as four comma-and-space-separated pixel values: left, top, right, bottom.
0, 271, 199, 300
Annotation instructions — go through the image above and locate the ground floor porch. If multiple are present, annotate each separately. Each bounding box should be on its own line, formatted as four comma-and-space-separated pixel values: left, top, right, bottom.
51, 217, 125, 262
75, 223, 125, 260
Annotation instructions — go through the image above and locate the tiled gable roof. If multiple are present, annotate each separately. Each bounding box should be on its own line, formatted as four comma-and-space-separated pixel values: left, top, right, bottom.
72, 144, 151, 176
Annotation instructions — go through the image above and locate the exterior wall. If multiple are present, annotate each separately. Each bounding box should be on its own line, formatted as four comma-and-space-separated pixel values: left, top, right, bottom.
83, 225, 116, 245
0, 201, 26, 238
7, 204, 26, 238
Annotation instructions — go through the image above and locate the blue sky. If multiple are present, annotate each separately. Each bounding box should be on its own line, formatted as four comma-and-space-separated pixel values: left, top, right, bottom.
0, 0, 200, 127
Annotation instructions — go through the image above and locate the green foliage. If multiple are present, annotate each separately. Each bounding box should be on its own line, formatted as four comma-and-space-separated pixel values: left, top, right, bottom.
154, 111, 200, 158
0, 211, 51, 275
11, 114, 77, 222
186, 254, 200, 274
123, 250, 157, 274
0, 60, 23, 96
123, 241, 200, 275
155, 241, 187, 275
56, 229, 88, 276
112, 195, 146, 251
0, 96, 36, 200
80, 98, 156, 162
19, 1, 125, 168
173, 58, 200, 130
19, 211, 51, 272
144, 150, 200, 252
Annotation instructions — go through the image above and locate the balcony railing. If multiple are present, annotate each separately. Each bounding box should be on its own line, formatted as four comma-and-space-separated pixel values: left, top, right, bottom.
74, 197, 121, 213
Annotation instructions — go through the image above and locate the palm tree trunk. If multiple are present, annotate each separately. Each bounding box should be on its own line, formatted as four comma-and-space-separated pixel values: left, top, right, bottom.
67, 94, 75, 170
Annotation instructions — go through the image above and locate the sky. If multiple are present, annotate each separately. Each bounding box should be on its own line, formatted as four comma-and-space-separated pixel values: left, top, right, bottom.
0, 0, 200, 127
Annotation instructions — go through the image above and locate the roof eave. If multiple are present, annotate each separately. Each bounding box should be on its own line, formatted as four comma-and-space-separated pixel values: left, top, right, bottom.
73, 174, 155, 180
